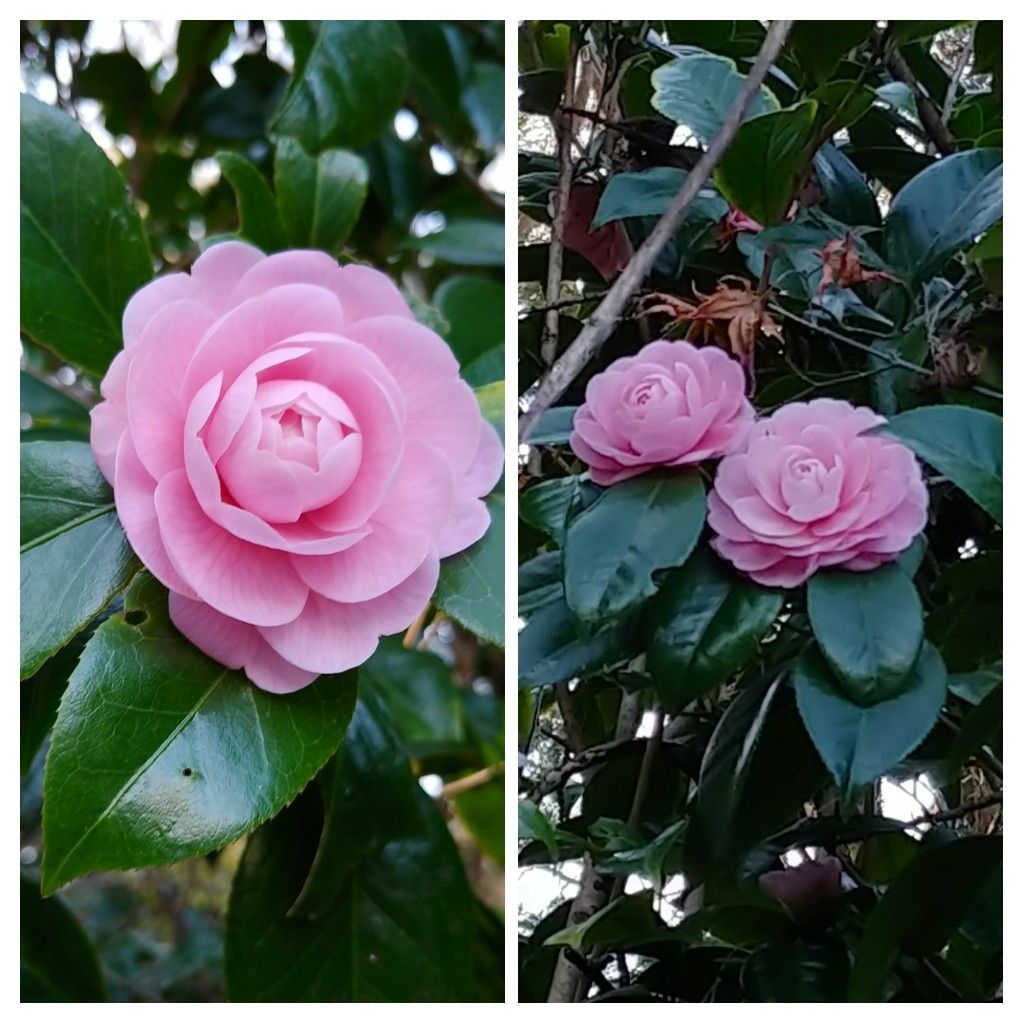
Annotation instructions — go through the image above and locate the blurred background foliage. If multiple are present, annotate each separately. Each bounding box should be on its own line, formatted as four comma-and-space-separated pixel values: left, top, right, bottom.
21, 19, 505, 1002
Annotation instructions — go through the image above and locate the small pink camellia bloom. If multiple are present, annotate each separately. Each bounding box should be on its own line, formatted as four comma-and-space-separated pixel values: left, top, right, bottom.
759, 855, 842, 921
708, 398, 928, 588
91, 241, 502, 693
569, 340, 754, 486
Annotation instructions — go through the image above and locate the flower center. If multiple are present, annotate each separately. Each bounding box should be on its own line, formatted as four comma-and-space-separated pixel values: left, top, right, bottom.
627, 371, 681, 415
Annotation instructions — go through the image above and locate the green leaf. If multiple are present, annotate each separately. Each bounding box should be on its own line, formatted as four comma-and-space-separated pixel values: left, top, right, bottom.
648, 548, 783, 709
216, 150, 287, 252
687, 675, 827, 876
787, 21, 874, 84
544, 892, 673, 953
20, 874, 107, 1002
651, 53, 778, 144
399, 22, 473, 144
813, 144, 881, 227
409, 218, 504, 266
885, 149, 1003, 286
714, 101, 818, 225
849, 835, 1002, 1001
434, 276, 504, 367
518, 552, 564, 615
268, 20, 409, 151
792, 642, 948, 803
454, 777, 504, 865
20, 95, 152, 375
518, 591, 630, 688
563, 471, 705, 630
592, 167, 727, 228
518, 798, 560, 860
877, 405, 1002, 523
22, 633, 87, 775
474, 380, 504, 437
435, 493, 503, 646
20, 372, 89, 439
21, 442, 140, 678
807, 563, 924, 704
273, 138, 368, 251
519, 476, 579, 545
288, 692, 422, 918
947, 683, 1002, 776
225, 742, 476, 1000
41, 573, 356, 894
742, 938, 850, 1001
526, 405, 577, 444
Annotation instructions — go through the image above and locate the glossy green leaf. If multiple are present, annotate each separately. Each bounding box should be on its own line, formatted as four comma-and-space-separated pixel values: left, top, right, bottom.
20, 95, 152, 375
563, 471, 705, 630
813, 143, 881, 227
41, 573, 356, 894
742, 938, 850, 1001
435, 493, 503, 647
474, 380, 504, 437
885, 149, 1003, 285
648, 548, 783, 709
947, 683, 1002, 776
20, 372, 89, 439
400, 22, 473, 144
289, 692, 421, 918
544, 892, 673, 953
651, 53, 778, 144
518, 799, 560, 860
518, 592, 630, 688
519, 476, 579, 545
714, 101, 818, 225
20, 874, 107, 1002
686, 675, 827, 876
268, 20, 409, 151
21, 442, 140, 678
216, 150, 287, 252
22, 633, 88, 775
518, 551, 564, 616
410, 218, 504, 266
434, 275, 504, 368
792, 642, 948, 803
273, 138, 368, 251
787, 21, 874, 84
226, 757, 476, 1000
807, 563, 924, 704
849, 835, 1002, 1001
878, 405, 1002, 523
592, 167, 727, 228
526, 405, 577, 444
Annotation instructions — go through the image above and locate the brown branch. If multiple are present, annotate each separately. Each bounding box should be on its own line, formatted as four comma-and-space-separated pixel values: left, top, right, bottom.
542, 35, 581, 366
886, 45, 959, 156
519, 19, 795, 443
441, 762, 503, 798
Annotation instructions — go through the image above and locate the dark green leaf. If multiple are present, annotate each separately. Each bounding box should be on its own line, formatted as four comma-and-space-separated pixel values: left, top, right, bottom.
884, 148, 1003, 286
216, 150, 287, 252
526, 405, 577, 444
787, 21, 874, 84
792, 642, 948, 803
563, 471, 705, 630
454, 777, 504, 865
20, 95, 152, 375
813, 144, 881, 227
20, 874, 107, 1002
518, 552, 564, 616
400, 22, 473, 145
807, 563, 924, 704
41, 573, 356, 894
518, 799, 560, 860
947, 683, 1001, 776
743, 938, 849, 1001
519, 476, 579, 545
434, 275, 504, 367
714, 101, 818, 225
274, 138, 368, 251
225, 756, 476, 1000
21, 441, 140, 678
435, 493, 503, 647
22, 634, 87, 775
20, 372, 90, 438
410, 218, 504, 266
592, 167, 726, 228
269, 20, 409, 151
463, 60, 504, 149
544, 892, 674, 953
648, 548, 782, 709
651, 53, 777, 144
289, 692, 421, 917
877, 405, 1002, 523
849, 835, 1001, 1000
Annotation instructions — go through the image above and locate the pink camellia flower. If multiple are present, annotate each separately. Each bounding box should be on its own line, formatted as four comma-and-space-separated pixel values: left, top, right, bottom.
91, 241, 502, 693
708, 398, 927, 588
569, 340, 754, 486
759, 855, 843, 921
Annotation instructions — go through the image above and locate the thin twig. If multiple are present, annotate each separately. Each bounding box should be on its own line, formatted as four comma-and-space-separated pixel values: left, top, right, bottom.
886, 44, 958, 155
520, 20, 795, 442
441, 762, 503, 799
941, 26, 975, 126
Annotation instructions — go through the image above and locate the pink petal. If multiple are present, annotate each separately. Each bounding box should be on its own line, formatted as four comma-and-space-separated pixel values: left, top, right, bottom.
334, 264, 414, 324
154, 469, 309, 626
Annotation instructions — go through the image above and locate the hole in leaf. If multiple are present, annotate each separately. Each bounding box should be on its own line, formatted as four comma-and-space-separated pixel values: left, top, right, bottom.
181, 767, 193, 778
125, 609, 148, 626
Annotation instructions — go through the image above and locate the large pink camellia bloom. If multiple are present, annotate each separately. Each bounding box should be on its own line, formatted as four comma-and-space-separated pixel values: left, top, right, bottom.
708, 398, 928, 588
569, 340, 754, 486
91, 241, 502, 692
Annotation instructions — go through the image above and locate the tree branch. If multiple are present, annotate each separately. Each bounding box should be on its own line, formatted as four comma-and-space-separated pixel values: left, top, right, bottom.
886, 45, 959, 156
519, 19, 794, 442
